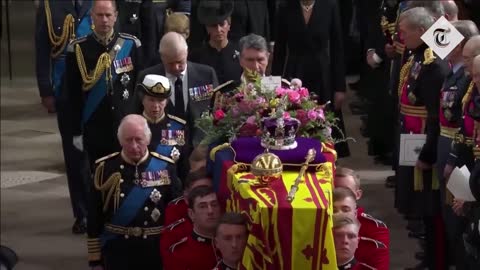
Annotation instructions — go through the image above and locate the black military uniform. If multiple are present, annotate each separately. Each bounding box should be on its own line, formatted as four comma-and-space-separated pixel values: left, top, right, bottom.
35, 0, 92, 233
136, 74, 189, 179
395, 43, 450, 270
66, 31, 143, 166
87, 151, 181, 269
189, 0, 242, 84
116, 0, 155, 66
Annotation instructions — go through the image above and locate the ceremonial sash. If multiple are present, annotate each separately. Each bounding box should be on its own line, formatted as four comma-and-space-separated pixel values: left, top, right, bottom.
101, 155, 167, 245
82, 38, 134, 124
51, 7, 92, 97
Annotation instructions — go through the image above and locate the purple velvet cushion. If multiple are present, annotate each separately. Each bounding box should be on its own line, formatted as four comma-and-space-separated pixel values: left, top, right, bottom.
231, 137, 326, 166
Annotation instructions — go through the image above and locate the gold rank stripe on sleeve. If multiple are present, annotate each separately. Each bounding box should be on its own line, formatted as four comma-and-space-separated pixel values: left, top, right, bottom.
95, 152, 120, 164
87, 238, 102, 261
150, 152, 175, 164
167, 114, 186, 125
212, 80, 235, 93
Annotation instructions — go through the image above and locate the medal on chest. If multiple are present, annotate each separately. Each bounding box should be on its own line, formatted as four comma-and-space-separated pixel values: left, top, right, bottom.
120, 73, 130, 100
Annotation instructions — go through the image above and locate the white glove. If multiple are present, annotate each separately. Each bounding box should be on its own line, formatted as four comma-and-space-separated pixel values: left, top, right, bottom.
73, 135, 84, 152
366, 49, 382, 69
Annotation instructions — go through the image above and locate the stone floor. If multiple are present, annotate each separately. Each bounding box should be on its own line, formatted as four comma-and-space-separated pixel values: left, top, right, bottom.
0, 2, 418, 270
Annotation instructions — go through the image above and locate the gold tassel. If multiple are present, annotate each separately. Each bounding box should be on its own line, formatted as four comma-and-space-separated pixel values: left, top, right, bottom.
397, 56, 414, 98
75, 44, 112, 91
414, 167, 424, 191
462, 82, 475, 112
44, 0, 76, 57
94, 162, 122, 213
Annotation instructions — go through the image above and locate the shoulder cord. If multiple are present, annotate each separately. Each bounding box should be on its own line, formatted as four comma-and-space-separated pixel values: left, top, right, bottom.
94, 162, 121, 213
75, 44, 112, 91
44, 0, 75, 58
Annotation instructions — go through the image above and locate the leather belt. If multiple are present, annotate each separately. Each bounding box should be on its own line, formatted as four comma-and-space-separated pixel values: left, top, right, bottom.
104, 224, 163, 239
440, 126, 460, 139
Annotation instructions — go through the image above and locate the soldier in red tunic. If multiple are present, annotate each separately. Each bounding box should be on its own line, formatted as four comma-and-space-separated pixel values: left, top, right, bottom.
335, 167, 390, 247
163, 186, 222, 270
333, 187, 389, 270
333, 214, 376, 270
212, 213, 248, 270
161, 167, 213, 260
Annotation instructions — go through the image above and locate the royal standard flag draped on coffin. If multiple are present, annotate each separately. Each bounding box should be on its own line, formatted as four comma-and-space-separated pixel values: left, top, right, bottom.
226, 162, 337, 270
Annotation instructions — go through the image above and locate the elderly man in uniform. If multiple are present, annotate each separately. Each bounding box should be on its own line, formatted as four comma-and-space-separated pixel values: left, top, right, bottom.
87, 114, 181, 270
137, 74, 188, 178
35, 0, 92, 234
164, 185, 221, 270
115, 0, 154, 67
66, 0, 143, 167
395, 7, 450, 269
332, 214, 375, 270
189, 0, 242, 85
135, 31, 219, 149
434, 21, 479, 270
213, 213, 248, 270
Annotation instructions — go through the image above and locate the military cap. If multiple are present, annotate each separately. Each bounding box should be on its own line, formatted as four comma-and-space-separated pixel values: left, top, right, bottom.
137, 74, 171, 99
197, 0, 234, 26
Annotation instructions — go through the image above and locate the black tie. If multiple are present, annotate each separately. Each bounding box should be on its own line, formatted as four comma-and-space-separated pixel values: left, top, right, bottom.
174, 77, 185, 119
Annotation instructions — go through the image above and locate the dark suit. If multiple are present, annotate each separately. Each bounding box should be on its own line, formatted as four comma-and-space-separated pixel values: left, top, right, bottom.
134, 61, 219, 148
272, 0, 349, 157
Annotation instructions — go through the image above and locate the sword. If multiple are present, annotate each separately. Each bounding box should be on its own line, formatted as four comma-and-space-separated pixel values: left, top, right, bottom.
286, 148, 316, 202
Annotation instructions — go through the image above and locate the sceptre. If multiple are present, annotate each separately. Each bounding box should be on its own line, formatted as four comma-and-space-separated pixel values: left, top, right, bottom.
286, 148, 316, 202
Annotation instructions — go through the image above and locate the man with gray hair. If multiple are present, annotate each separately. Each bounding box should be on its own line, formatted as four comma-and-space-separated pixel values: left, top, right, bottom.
395, 6, 450, 270
87, 114, 181, 269
238, 33, 270, 78
407, 0, 445, 19
134, 32, 218, 150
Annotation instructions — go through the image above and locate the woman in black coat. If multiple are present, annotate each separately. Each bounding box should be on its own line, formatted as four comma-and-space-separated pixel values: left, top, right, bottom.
272, 0, 350, 157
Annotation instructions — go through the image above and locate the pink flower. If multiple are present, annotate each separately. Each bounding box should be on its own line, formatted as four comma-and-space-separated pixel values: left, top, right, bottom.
298, 87, 309, 98
234, 93, 244, 102
323, 127, 332, 137
316, 109, 325, 120
247, 83, 255, 91
307, 109, 318, 120
213, 110, 225, 121
275, 87, 287, 96
238, 123, 258, 137
287, 91, 301, 104
231, 107, 240, 117
246, 115, 257, 125
296, 109, 308, 125
283, 112, 291, 119
256, 97, 266, 104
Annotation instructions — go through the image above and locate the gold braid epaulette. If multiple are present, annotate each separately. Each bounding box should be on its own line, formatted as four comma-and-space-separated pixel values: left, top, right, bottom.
397, 56, 414, 98
45, 0, 76, 58
462, 81, 475, 112
94, 162, 122, 213
423, 48, 435, 65
75, 44, 112, 91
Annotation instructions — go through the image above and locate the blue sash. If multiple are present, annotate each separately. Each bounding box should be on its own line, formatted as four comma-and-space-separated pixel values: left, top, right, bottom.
51, 8, 92, 97
101, 155, 168, 245
82, 38, 134, 124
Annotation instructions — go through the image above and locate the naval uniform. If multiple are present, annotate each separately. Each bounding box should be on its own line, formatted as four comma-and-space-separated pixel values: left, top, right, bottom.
87, 151, 181, 269
35, 0, 92, 224
144, 112, 189, 180
66, 31, 143, 165
395, 43, 449, 269
164, 230, 219, 270
189, 41, 242, 85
